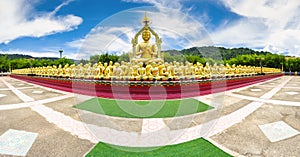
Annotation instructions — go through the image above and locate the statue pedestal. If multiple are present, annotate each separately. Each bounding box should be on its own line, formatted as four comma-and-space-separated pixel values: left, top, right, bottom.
11, 73, 283, 100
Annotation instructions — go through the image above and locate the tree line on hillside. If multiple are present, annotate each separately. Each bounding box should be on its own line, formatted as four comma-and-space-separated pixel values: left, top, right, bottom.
0, 55, 73, 72
79, 49, 293, 72
1, 47, 299, 72
180, 46, 271, 60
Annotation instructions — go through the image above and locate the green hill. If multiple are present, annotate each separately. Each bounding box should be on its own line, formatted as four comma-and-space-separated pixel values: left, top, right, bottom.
178, 46, 271, 60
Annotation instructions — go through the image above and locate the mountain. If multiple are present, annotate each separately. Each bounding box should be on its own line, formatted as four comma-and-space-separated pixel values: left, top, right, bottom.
0, 53, 78, 62
0, 54, 33, 60
174, 46, 271, 60
2, 46, 274, 61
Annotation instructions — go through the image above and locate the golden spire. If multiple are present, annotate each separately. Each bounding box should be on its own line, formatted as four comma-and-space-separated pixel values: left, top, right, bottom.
142, 12, 151, 26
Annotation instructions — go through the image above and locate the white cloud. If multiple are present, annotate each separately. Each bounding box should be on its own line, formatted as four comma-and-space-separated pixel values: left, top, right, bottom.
123, 0, 300, 56
0, 49, 79, 60
0, 50, 59, 58
210, 18, 270, 48
68, 26, 136, 60
122, 0, 182, 10
0, 0, 82, 44
67, 6, 213, 59
262, 45, 288, 55
215, 0, 300, 56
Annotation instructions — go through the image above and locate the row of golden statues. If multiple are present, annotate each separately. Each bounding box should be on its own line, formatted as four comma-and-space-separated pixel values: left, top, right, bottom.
12, 13, 281, 81
12, 61, 281, 81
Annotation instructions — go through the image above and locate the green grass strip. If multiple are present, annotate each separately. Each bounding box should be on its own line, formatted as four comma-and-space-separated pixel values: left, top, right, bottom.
86, 138, 232, 157
75, 98, 213, 118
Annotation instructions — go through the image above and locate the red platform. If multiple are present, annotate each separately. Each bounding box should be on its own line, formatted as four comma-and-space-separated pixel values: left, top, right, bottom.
10, 74, 283, 100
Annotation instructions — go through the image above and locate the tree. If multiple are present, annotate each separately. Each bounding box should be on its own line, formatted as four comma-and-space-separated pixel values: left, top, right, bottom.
185, 55, 205, 64
89, 53, 119, 64
0, 55, 9, 72
79, 59, 89, 65
52, 57, 74, 67
118, 53, 129, 62
90, 55, 100, 64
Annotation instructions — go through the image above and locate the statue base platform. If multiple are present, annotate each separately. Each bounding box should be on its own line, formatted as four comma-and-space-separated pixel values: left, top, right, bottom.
10, 74, 283, 100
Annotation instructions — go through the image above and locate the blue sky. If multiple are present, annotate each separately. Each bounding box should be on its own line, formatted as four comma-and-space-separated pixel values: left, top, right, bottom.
0, 0, 300, 59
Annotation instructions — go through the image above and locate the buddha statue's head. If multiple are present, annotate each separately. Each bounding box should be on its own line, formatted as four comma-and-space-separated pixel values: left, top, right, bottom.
142, 27, 151, 42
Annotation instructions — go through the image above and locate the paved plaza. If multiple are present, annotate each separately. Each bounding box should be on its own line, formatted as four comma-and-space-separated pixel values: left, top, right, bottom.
0, 76, 300, 156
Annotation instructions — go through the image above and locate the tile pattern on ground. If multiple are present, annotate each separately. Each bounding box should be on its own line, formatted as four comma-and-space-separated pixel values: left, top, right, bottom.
0, 129, 38, 156
32, 90, 44, 94
20, 88, 61, 101
271, 88, 300, 102
233, 86, 272, 98
210, 104, 300, 156
285, 92, 299, 95
259, 121, 300, 142
250, 89, 262, 92
0, 90, 23, 105
0, 108, 94, 157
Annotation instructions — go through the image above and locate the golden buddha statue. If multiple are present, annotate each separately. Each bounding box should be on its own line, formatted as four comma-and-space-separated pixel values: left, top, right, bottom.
57, 64, 63, 77
84, 63, 92, 79
75, 63, 84, 78
46, 66, 52, 77
130, 62, 140, 80
91, 63, 98, 79
195, 62, 204, 79
230, 64, 236, 76
174, 62, 182, 78
103, 63, 111, 80
174, 62, 185, 79
131, 12, 163, 64
137, 62, 147, 80
185, 62, 196, 79
225, 63, 231, 77
136, 27, 156, 59
203, 63, 211, 78
236, 65, 241, 76
167, 63, 176, 80
158, 62, 168, 80
218, 64, 225, 77
94, 62, 104, 80
145, 64, 153, 80
63, 63, 70, 78
52, 65, 58, 77
120, 61, 130, 80
152, 66, 160, 80
112, 62, 122, 80
211, 63, 218, 76
69, 64, 76, 78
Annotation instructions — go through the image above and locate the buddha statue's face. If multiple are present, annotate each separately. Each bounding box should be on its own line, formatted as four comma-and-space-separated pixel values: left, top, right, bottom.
142, 30, 151, 42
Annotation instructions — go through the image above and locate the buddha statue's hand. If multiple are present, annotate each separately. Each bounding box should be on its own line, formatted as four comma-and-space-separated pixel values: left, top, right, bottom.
136, 51, 142, 55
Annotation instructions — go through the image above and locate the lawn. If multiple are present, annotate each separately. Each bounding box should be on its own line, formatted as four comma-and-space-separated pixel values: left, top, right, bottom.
75, 98, 213, 118
86, 138, 232, 157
